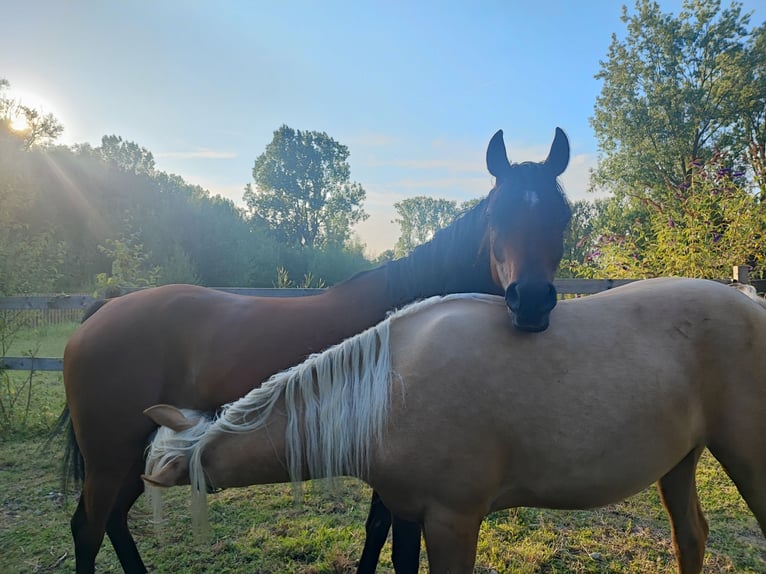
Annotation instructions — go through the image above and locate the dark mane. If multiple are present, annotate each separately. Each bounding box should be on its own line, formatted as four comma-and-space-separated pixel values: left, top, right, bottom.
383, 195, 502, 306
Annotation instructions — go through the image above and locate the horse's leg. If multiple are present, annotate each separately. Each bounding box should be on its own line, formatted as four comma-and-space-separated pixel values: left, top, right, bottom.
656, 447, 708, 574
105, 456, 148, 573
71, 470, 124, 574
722, 474, 766, 537
356, 491, 392, 574
71, 496, 97, 574
71, 416, 154, 574
421, 506, 481, 574
391, 515, 422, 573
708, 439, 766, 537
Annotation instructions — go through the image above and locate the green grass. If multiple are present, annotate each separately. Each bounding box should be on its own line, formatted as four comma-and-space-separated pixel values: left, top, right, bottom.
3, 321, 79, 358
1, 324, 765, 572
3, 423, 765, 574
0, 322, 78, 437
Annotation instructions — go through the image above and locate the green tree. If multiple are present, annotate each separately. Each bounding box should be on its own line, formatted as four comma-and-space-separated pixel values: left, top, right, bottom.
725, 21, 766, 198
559, 200, 599, 277
94, 232, 160, 296
583, 0, 766, 281
89, 135, 156, 175
243, 125, 368, 249
393, 196, 477, 257
591, 0, 753, 198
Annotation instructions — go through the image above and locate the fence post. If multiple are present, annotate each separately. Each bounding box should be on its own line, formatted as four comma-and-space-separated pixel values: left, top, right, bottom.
732, 265, 750, 284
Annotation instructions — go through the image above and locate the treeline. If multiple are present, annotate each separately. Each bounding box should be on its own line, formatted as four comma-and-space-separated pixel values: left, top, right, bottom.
0, 101, 373, 295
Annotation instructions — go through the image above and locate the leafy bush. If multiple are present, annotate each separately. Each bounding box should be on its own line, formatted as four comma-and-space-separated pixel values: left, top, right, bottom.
574, 152, 766, 280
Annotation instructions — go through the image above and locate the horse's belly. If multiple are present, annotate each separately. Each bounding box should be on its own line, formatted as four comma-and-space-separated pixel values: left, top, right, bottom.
492, 438, 696, 512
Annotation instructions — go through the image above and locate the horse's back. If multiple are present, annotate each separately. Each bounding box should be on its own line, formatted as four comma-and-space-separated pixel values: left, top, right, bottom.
63, 283, 351, 429
63, 285, 255, 431
64, 285, 235, 382
379, 278, 766, 515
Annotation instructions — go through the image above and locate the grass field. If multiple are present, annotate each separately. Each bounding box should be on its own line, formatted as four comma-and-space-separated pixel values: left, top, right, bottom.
1, 324, 765, 573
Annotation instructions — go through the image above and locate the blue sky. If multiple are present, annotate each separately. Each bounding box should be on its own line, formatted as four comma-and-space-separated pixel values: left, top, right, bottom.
3, 1, 763, 255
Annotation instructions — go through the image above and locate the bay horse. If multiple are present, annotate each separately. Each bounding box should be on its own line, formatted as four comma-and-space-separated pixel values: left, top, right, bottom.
142, 278, 766, 574
61, 127, 572, 573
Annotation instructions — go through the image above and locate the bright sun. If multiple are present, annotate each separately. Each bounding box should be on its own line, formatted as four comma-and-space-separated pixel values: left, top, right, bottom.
9, 111, 29, 132
6, 88, 60, 133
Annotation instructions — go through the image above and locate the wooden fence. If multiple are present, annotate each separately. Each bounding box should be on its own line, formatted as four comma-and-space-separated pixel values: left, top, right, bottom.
1, 268, 762, 373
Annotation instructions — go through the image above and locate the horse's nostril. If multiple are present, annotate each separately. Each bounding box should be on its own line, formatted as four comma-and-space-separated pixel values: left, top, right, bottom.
535, 283, 558, 314
505, 283, 520, 311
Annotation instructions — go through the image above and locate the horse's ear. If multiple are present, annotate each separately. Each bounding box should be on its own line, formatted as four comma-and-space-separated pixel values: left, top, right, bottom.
487, 129, 512, 179
545, 127, 569, 176
141, 456, 190, 488
144, 404, 197, 432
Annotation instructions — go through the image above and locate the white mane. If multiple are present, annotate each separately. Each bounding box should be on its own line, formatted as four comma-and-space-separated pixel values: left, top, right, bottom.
730, 282, 766, 310
145, 293, 492, 531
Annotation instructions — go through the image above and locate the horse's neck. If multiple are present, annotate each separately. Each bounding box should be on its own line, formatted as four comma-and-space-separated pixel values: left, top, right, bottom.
322, 247, 499, 328
199, 307, 392, 488
382, 240, 501, 307
198, 410, 308, 491
315, 208, 500, 341
318, 266, 395, 332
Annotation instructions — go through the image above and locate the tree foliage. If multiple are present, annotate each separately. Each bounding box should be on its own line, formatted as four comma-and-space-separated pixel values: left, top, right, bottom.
392, 196, 479, 257
581, 1, 766, 282
591, 0, 755, 196
575, 153, 765, 279
244, 125, 368, 249
79, 135, 157, 175
727, 21, 766, 198
94, 232, 161, 296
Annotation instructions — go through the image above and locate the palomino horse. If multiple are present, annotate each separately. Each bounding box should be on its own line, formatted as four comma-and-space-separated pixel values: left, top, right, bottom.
142, 278, 766, 574
61, 128, 572, 573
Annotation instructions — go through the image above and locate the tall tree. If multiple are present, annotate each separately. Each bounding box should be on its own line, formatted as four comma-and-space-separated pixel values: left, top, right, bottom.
90, 135, 156, 175
591, 0, 753, 198
244, 125, 368, 249
393, 196, 461, 257
726, 21, 766, 198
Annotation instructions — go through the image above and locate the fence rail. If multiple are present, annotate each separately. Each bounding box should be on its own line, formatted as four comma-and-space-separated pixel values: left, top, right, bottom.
2, 271, 763, 373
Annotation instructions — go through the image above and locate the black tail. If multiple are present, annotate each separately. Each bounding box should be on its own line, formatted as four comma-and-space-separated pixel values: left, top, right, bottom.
47, 405, 85, 495
44, 298, 108, 495
80, 298, 110, 323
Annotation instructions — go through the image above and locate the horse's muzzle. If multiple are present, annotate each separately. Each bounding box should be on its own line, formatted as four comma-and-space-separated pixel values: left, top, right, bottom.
505, 281, 558, 332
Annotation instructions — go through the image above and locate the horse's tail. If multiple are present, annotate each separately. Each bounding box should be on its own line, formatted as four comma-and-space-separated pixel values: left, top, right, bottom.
80, 298, 110, 323
44, 298, 110, 496
46, 405, 85, 497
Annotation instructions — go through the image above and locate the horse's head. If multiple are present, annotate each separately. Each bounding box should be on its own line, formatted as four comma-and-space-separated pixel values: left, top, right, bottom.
141, 405, 198, 488
485, 128, 571, 332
